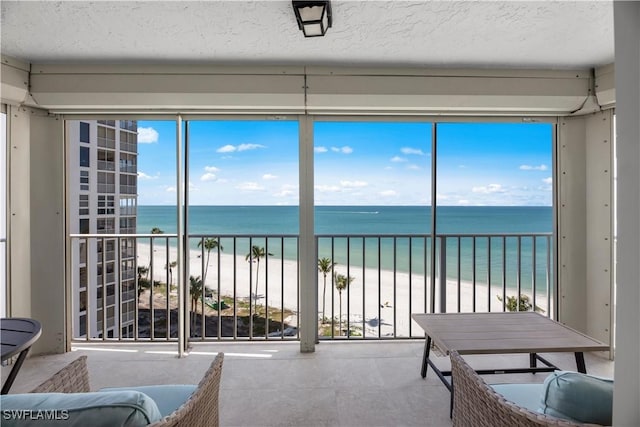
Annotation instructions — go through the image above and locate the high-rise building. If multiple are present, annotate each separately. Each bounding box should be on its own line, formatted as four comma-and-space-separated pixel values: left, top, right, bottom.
68, 120, 138, 339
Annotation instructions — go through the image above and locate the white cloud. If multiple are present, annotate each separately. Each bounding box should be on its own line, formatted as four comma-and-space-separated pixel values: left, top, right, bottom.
457, 199, 470, 205
472, 184, 506, 194
238, 143, 266, 151
275, 184, 298, 197
315, 185, 341, 193
138, 171, 158, 180
200, 166, 220, 182
236, 182, 264, 191
401, 147, 425, 155
263, 174, 278, 180
137, 127, 159, 143
519, 164, 548, 171
391, 156, 407, 163
166, 182, 197, 191
217, 144, 236, 153
340, 180, 368, 188
274, 190, 294, 197
331, 146, 353, 154
542, 177, 553, 185
314, 146, 328, 153
217, 143, 265, 153
407, 164, 420, 170
200, 173, 217, 182
379, 190, 398, 197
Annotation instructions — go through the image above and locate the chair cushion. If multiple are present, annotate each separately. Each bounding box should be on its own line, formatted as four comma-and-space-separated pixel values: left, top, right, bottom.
0, 390, 162, 426
538, 371, 613, 426
99, 385, 197, 417
490, 383, 544, 412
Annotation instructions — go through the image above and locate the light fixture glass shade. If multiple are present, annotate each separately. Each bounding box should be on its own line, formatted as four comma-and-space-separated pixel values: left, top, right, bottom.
298, 5, 324, 22
292, 0, 332, 37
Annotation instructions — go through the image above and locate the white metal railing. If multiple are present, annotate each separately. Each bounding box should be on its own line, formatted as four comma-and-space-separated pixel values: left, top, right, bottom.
69, 232, 553, 342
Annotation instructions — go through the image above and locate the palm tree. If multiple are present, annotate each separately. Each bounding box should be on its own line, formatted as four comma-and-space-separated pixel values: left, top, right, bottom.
137, 265, 149, 281
334, 272, 354, 336
165, 260, 177, 290
198, 237, 223, 285
245, 245, 273, 313
318, 257, 336, 323
137, 266, 150, 297
148, 227, 164, 284
189, 275, 203, 329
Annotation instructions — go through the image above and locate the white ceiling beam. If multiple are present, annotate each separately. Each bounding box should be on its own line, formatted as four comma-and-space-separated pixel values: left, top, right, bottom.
5, 63, 616, 115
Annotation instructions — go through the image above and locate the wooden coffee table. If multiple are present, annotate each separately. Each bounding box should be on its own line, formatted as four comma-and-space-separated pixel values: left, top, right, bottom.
412, 312, 609, 392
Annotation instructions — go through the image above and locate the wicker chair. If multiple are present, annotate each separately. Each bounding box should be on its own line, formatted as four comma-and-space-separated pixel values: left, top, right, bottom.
449, 350, 602, 427
30, 353, 224, 427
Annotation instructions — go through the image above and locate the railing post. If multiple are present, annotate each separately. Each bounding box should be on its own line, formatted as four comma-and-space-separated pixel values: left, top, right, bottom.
439, 236, 447, 313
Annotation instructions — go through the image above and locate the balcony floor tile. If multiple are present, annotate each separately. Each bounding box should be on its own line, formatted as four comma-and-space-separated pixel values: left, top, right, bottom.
2, 341, 613, 427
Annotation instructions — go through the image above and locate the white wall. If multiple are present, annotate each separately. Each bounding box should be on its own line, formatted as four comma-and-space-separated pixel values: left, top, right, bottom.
7, 106, 66, 355
613, 2, 640, 424
557, 112, 614, 345
1, 110, 6, 318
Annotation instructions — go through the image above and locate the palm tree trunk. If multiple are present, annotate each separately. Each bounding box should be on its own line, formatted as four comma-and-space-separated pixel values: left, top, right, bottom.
203, 250, 211, 284
338, 291, 342, 336
254, 260, 260, 314
191, 299, 195, 330
322, 275, 327, 323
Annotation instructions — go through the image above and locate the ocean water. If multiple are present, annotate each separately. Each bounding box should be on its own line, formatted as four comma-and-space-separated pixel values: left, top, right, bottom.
137, 205, 553, 292
138, 205, 552, 235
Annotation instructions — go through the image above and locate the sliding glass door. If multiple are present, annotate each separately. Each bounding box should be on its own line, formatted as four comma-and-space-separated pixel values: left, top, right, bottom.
65, 115, 556, 348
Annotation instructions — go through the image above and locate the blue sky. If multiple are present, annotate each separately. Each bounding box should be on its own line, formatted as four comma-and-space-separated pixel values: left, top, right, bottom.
137, 120, 552, 206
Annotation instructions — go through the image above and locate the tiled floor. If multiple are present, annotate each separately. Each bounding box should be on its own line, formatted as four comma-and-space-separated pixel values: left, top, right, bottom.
2, 340, 613, 427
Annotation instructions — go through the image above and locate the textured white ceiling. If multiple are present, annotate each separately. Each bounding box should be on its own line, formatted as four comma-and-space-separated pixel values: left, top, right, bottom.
0, 1, 614, 69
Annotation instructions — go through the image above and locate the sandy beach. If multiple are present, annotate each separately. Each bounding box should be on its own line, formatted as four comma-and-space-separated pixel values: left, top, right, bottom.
137, 242, 551, 337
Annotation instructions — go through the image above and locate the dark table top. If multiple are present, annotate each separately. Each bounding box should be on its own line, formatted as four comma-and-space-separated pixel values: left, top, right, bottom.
412, 312, 609, 355
1, 318, 42, 361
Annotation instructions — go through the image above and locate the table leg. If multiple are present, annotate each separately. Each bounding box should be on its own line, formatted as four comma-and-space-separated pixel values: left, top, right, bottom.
530, 352, 537, 369
421, 336, 432, 378
575, 352, 586, 373
1, 348, 30, 395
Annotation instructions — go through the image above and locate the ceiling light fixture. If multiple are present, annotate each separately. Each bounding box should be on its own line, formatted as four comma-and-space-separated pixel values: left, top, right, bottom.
292, 0, 332, 37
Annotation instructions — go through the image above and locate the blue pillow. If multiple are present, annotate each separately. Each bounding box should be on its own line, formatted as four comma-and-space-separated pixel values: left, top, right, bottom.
99, 385, 197, 417
1, 390, 162, 427
538, 371, 613, 426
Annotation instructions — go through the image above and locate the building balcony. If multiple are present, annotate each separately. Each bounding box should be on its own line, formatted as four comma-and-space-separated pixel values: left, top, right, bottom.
97, 137, 116, 150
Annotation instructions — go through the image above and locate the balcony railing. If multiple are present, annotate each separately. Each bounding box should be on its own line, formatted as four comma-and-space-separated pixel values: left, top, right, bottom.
97, 137, 116, 149
97, 160, 116, 171
119, 185, 136, 195
120, 165, 137, 174
97, 184, 115, 193
69, 232, 554, 342
120, 142, 137, 153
